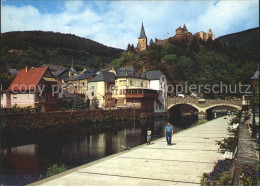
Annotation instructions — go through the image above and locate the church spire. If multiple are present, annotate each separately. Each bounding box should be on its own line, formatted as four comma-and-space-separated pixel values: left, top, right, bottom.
139, 22, 147, 39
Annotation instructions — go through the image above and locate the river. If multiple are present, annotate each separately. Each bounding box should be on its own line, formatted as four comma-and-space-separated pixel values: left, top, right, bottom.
1, 114, 203, 185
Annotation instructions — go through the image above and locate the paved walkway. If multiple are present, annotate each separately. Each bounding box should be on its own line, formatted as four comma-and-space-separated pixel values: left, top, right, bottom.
32, 117, 232, 186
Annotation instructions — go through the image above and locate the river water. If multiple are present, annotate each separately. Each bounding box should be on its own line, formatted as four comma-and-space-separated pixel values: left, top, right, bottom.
1, 115, 201, 185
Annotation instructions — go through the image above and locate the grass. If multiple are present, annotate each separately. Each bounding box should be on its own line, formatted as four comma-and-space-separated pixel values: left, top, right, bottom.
46, 163, 67, 178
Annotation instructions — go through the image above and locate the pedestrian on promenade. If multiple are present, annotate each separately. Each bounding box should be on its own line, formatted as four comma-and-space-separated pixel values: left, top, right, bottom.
165, 123, 173, 146
227, 110, 231, 117
147, 128, 152, 145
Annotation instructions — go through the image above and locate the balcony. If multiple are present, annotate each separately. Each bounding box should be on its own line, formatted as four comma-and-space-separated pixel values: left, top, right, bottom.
125, 89, 158, 98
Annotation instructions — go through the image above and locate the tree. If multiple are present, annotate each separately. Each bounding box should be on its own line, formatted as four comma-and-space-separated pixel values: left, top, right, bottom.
250, 86, 259, 108
86, 98, 90, 109
91, 96, 99, 109
72, 97, 84, 110
186, 37, 200, 57
149, 39, 155, 48
130, 44, 135, 52
127, 43, 131, 51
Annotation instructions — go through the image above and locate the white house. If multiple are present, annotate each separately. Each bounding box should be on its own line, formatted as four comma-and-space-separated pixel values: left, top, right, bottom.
87, 70, 116, 108
145, 70, 167, 112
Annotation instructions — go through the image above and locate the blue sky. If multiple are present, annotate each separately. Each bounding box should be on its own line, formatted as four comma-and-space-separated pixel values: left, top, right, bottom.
1, 0, 259, 49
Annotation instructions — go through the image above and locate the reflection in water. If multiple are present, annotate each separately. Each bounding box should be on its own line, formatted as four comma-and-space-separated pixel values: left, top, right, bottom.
1, 118, 188, 185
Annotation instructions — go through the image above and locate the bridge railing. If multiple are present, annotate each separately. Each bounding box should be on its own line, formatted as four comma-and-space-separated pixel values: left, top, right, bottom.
167, 97, 242, 108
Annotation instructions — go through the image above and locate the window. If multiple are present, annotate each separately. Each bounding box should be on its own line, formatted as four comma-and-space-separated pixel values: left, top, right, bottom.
91, 92, 95, 96
119, 80, 126, 86
28, 94, 33, 99
141, 82, 143, 87
1, 94, 3, 99
13, 94, 17, 99
130, 80, 133, 86
92, 86, 94, 90
162, 77, 165, 81
82, 82, 85, 87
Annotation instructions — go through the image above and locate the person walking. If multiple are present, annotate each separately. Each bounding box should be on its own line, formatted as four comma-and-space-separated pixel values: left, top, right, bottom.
147, 128, 152, 145
165, 123, 173, 146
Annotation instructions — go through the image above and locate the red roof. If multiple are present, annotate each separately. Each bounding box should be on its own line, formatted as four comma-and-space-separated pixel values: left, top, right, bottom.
8, 67, 49, 91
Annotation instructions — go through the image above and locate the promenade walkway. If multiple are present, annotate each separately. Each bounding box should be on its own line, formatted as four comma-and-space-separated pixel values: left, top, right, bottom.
32, 117, 232, 186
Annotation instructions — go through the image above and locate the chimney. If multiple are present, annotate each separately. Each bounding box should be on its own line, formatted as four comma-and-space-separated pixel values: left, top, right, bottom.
25, 66, 28, 72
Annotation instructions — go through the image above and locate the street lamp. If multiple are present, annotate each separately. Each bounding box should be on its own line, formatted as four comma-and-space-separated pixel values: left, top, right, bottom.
250, 70, 259, 138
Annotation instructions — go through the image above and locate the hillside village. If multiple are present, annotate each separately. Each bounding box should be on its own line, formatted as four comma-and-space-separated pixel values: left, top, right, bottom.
1, 23, 259, 117
1, 23, 213, 116
1, 63, 168, 117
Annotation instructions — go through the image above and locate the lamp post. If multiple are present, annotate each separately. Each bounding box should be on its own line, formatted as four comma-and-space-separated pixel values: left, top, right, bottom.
250, 70, 258, 138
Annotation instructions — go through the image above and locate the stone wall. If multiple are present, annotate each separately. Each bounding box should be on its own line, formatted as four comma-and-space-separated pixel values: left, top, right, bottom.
1, 109, 134, 129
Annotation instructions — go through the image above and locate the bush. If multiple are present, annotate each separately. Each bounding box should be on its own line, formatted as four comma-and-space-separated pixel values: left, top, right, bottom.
201, 159, 233, 185
103, 115, 115, 122
46, 163, 67, 178
219, 172, 232, 185
0, 118, 7, 129
216, 137, 238, 151
237, 164, 259, 186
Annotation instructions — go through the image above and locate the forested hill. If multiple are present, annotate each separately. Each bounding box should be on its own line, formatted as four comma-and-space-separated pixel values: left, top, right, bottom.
216, 27, 259, 48
109, 27, 259, 98
216, 27, 259, 63
1, 31, 123, 70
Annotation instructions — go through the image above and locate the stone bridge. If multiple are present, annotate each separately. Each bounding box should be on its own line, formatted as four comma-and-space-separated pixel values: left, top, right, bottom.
168, 97, 242, 117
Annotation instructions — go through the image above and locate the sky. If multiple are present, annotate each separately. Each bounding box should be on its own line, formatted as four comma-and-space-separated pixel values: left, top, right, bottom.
1, 0, 259, 49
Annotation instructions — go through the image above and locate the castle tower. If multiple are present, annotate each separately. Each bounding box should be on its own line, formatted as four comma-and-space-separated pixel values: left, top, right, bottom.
137, 22, 147, 51
208, 29, 215, 40
183, 24, 188, 31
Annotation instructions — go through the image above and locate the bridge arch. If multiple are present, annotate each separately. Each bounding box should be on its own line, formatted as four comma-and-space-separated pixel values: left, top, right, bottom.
167, 97, 242, 119
202, 104, 242, 113
168, 103, 200, 111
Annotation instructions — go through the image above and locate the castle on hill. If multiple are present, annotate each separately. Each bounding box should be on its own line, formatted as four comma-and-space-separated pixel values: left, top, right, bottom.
136, 23, 215, 49
155, 24, 215, 46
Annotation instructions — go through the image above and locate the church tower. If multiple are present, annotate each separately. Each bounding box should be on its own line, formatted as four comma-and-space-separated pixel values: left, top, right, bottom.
137, 22, 147, 51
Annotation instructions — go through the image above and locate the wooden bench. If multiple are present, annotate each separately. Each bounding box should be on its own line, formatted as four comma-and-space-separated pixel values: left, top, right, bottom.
223, 147, 238, 159
227, 123, 239, 132
223, 151, 233, 159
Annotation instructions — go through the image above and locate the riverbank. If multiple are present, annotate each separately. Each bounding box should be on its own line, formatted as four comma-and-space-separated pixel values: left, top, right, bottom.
31, 116, 232, 185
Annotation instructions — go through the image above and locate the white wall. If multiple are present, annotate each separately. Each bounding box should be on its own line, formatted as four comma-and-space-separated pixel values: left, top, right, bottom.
10, 93, 35, 108
1, 93, 7, 108
149, 75, 167, 113
88, 81, 105, 108
149, 80, 160, 90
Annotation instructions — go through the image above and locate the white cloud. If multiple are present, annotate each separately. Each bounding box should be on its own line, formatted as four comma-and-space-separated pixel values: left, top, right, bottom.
186, 0, 259, 38
1, 1, 259, 49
